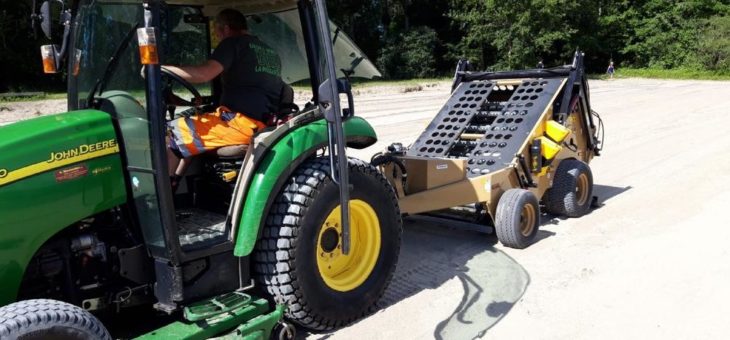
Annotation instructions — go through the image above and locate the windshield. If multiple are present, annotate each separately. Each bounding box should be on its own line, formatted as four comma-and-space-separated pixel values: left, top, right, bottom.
69, 1, 210, 109
70, 1, 142, 108
69, 1, 380, 109
246, 10, 381, 83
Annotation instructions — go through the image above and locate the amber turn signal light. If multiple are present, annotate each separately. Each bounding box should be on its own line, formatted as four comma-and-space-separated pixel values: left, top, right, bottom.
137, 27, 159, 65
40, 45, 58, 74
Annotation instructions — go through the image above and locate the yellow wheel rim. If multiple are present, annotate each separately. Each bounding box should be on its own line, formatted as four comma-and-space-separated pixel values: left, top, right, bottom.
576, 173, 590, 206
316, 200, 381, 292
520, 204, 536, 237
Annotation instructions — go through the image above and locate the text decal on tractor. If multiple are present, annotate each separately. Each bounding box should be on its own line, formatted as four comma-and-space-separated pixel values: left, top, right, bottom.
0, 139, 119, 187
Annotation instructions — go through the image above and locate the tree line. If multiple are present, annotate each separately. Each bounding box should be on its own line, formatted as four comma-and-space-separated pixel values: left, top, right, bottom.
332, 0, 730, 78
1, 0, 729, 92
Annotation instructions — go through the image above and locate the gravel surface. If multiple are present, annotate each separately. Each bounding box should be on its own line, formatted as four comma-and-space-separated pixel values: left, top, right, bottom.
324, 78, 730, 340
3, 78, 729, 339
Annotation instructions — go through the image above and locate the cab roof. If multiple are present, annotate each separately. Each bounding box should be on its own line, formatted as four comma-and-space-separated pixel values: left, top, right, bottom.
165, 0, 298, 14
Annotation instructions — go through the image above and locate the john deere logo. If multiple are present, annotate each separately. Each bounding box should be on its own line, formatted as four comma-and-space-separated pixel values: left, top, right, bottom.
47, 139, 117, 163
0, 168, 7, 178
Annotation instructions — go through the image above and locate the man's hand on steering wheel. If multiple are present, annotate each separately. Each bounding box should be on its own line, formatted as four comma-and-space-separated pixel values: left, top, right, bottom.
160, 66, 204, 109
141, 65, 205, 118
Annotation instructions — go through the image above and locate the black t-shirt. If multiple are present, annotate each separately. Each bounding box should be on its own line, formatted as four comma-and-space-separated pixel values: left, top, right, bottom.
211, 35, 285, 121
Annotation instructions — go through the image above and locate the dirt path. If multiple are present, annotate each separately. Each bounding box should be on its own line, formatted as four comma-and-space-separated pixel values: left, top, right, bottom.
4, 79, 729, 339
321, 78, 730, 339
0, 99, 67, 126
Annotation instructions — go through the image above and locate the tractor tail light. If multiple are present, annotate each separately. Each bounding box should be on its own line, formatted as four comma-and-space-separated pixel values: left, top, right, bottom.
72, 49, 82, 76
136, 27, 159, 65
40, 45, 58, 74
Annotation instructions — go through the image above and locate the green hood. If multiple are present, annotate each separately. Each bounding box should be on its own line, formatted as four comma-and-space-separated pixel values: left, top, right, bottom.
0, 110, 127, 305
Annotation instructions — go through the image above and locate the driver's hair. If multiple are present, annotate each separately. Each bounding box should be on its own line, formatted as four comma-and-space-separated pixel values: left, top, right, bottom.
216, 9, 248, 31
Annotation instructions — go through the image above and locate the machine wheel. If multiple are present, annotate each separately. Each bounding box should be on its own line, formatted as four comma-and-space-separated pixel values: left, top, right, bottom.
495, 189, 540, 249
254, 157, 402, 331
0, 299, 110, 340
543, 159, 594, 217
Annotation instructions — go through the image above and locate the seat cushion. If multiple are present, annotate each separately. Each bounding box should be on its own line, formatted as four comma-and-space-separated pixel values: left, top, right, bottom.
216, 144, 248, 158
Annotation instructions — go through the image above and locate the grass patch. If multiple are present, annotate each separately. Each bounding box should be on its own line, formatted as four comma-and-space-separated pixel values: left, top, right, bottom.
0, 92, 66, 103
592, 68, 730, 81
349, 77, 451, 88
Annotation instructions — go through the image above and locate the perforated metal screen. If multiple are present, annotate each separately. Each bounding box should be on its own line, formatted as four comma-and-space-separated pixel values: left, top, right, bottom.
407, 78, 565, 177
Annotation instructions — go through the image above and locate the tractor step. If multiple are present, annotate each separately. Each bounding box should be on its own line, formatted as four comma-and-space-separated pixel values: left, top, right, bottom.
407, 78, 564, 177
137, 295, 284, 340
184, 291, 252, 322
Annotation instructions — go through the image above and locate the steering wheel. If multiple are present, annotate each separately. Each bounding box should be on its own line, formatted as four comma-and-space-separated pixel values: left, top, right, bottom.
160, 67, 204, 116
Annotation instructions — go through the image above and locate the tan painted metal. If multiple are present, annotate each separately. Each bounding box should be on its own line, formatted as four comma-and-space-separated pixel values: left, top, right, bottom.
398, 167, 519, 216
386, 76, 598, 221
459, 133, 484, 140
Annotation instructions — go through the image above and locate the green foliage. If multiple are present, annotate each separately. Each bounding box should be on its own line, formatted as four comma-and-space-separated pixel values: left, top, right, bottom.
620, 0, 730, 69
615, 67, 730, 80
378, 26, 439, 79
448, 0, 589, 70
696, 15, 730, 73
0, 0, 65, 92
2, 0, 730, 90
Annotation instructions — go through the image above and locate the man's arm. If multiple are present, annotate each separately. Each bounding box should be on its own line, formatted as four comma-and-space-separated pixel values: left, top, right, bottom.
162, 59, 224, 84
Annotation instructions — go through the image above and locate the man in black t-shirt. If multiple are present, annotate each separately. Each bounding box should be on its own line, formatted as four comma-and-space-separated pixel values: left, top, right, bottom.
162, 9, 285, 185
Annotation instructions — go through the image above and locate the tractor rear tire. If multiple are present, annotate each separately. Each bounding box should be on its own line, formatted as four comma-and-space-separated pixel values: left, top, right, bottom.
495, 189, 540, 249
0, 299, 111, 340
254, 157, 402, 331
543, 159, 594, 217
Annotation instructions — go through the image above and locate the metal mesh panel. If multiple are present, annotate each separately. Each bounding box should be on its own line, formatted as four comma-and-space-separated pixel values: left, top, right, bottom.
407, 78, 565, 177
407, 81, 494, 158
464, 79, 563, 177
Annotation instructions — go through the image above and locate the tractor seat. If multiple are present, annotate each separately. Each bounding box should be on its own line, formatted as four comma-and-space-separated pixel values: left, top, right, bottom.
212, 84, 297, 160
216, 144, 248, 159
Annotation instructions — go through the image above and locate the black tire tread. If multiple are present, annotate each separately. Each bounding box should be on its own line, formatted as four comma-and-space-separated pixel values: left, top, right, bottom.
495, 189, 540, 249
253, 157, 402, 331
543, 159, 593, 217
0, 299, 110, 340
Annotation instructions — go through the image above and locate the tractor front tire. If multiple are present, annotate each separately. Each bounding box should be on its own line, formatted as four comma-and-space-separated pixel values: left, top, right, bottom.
254, 157, 402, 331
495, 189, 540, 249
543, 159, 594, 217
0, 299, 110, 340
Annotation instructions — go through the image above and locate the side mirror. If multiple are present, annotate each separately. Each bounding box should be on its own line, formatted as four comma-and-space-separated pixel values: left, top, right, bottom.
40, 1, 53, 39
34, 0, 71, 75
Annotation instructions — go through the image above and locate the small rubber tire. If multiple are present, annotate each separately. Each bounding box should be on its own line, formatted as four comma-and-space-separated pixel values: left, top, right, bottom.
253, 157, 402, 331
495, 189, 540, 249
543, 159, 594, 217
0, 299, 111, 340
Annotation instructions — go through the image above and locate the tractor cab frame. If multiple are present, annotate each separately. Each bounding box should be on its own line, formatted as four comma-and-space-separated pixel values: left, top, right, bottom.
56, 0, 358, 312
0, 0, 402, 338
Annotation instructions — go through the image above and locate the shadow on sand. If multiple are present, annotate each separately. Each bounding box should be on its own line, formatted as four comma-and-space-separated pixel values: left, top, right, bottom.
307, 217, 545, 339
305, 184, 630, 339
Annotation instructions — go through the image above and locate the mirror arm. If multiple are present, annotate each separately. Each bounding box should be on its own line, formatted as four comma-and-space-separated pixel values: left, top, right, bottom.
54, 9, 73, 70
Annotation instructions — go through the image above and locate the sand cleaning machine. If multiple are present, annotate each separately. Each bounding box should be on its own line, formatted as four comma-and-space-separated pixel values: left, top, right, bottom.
375, 52, 605, 248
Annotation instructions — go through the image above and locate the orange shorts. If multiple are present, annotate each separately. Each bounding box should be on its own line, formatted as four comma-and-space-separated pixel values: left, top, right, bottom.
168, 107, 266, 158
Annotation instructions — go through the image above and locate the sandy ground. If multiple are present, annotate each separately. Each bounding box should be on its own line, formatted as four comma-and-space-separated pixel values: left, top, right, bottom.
329, 78, 730, 340
3, 79, 730, 339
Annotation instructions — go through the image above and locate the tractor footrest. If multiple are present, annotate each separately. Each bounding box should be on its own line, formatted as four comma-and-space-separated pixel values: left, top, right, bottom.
184, 291, 252, 322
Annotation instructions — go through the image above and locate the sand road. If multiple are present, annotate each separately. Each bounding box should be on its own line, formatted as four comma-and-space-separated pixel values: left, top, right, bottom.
322, 78, 730, 340
3, 78, 729, 339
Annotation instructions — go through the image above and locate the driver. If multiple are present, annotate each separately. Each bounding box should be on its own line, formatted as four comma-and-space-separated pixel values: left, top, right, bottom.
161, 8, 285, 188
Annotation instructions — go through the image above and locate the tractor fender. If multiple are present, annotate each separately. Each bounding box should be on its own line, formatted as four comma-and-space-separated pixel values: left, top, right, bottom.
233, 117, 377, 257
0, 110, 127, 306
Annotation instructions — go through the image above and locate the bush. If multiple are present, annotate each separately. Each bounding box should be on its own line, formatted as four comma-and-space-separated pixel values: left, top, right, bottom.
378, 26, 439, 79
696, 15, 730, 73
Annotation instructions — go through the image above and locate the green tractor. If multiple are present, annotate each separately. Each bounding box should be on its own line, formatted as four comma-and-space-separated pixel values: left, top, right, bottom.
0, 0, 402, 338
